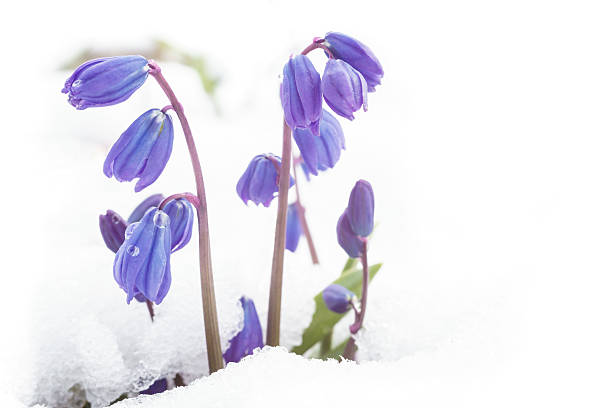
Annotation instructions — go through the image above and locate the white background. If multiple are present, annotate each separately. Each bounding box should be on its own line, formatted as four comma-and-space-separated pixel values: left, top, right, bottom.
1, 0, 612, 406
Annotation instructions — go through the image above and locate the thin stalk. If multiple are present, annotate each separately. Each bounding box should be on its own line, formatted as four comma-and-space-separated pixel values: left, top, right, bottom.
343, 239, 369, 360
148, 61, 224, 373
146, 300, 155, 322
266, 120, 293, 346
291, 155, 319, 264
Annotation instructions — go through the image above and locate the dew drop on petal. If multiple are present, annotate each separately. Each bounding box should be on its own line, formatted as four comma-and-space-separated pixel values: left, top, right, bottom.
153, 211, 170, 228
125, 222, 139, 239
127, 245, 140, 256
72, 80, 82, 88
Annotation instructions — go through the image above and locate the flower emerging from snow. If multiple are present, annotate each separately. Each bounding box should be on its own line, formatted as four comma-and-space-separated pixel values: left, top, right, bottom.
103, 109, 174, 192
62, 55, 149, 109
223, 297, 264, 364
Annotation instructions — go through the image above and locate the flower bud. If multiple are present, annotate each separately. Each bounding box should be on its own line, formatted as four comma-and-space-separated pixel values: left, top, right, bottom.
163, 198, 194, 253
347, 180, 375, 237
322, 59, 368, 120
293, 110, 345, 176
322, 284, 356, 314
99, 210, 127, 253
280, 55, 322, 135
236, 154, 294, 207
114, 208, 172, 304
285, 202, 303, 252
336, 210, 364, 258
324, 32, 384, 92
62, 55, 149, 109
103, 109, 174, 192
127, 194, 165, 224
223, 297, 264, 364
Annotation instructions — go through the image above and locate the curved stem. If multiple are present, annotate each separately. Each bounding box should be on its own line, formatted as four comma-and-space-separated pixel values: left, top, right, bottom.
343, 239, 369, 360
291, 155, 319, 264
266, 120, 292, 346
159, 192, 200, 209
148, 61, 224, 373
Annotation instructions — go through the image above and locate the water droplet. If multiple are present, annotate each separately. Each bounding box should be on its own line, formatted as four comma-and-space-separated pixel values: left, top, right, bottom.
125, 222, 139, 239
72, 79, 82, 88
153, 211, 170, 228
127, 245, 140, 256
112, 215, 120, 224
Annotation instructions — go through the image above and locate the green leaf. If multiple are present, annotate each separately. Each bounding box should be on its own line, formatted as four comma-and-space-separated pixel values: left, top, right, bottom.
291, 263, 382, 355
341, 258, 359, 275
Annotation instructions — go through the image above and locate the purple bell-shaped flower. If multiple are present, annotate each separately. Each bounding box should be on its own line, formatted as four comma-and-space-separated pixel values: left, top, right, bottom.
236, 154, 294, 207
322, 59, 368, 120
280, 55, 322, 135
322, 284, 357, 314
103, 109, 174, 192
223, 297, 264, 364
62, 55, 149, 109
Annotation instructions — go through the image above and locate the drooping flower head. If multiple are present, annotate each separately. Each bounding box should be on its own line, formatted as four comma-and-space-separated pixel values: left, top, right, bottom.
114, 207, 172, 304
336, 180, 375, 258
223, 297, 264, 364
62, 55, 150, 109
322, 59, 368, 120
285, 202, 303, 252
236, 154, 294, 207
99, 210, 127, 253
324, 32, 384, 92
322, 284, 357, 314
293, 110, 345, 176
280, 55, 322, 135
103, 108, 174, 192
162, 198, 194, 253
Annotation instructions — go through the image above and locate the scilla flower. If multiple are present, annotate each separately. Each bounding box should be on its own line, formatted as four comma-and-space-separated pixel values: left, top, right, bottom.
337, 180, 375, 258
103, 109, 174, 192
322, 284, 357, 314
62, 55, 149, 109
322, 59, 368, 120
324, 32, 384, 92
163, 198, 194, 252
99, 210, 127, 253
294, 110, 345, 176
236, 154, 294, 207
285, 202, 303, 252
127, 194, 165, 224
280, 55, 322, 135
223, 297, 264, 364
114, 207, 172, 304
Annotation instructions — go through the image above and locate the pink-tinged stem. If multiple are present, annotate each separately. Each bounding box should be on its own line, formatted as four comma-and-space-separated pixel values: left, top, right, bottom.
266, 120, 293, 346
148, 61, 224, 373
343, 239, 369, 360
159, 192, 200, 209
291, 155, 319, 264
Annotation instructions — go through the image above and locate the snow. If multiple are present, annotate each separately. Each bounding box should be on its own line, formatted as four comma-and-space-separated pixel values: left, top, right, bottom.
2, 0, 612, 407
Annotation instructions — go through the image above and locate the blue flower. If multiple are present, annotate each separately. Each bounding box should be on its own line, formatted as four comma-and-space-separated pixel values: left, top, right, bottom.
322, 59, 368, 120
139, 378, 168, 395
127, 194, 165, 224
285, 203, 303, 252
103, 109, 174, 192
322, 284, 356, 314
280, 55, 322, 135
236, 154, 294, 207
162, 198, 194, 253
99, 210, 127, 253
293, 110, 345, 176
62, 55, 149, 109
336, 210, 364, 258
223, 297, 264, 364
324, 32, 384, 92
347, 180, 375, 237
113, 207, 172, 304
